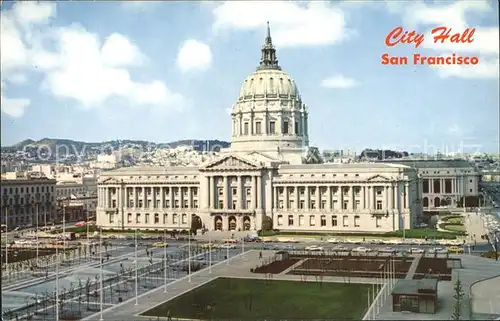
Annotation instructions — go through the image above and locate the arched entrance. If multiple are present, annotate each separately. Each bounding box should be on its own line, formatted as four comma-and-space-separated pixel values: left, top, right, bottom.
434, 197, 441, 207
228, 216, 237, 231
423, 197, 429, 207
446, 197, 452, 207
243, 216, 251, 231
214, 216, 222, 231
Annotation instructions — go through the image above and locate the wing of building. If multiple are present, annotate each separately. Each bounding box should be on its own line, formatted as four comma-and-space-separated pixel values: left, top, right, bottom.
96, 23, 424, 234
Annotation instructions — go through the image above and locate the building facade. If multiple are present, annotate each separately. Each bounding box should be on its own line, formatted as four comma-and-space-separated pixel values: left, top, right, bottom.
96, 24, 422, 234
1, 175, 57, 229
378, 160, 480, 210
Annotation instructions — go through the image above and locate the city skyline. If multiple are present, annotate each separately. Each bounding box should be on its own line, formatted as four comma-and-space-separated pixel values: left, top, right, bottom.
1, 1, 499, 153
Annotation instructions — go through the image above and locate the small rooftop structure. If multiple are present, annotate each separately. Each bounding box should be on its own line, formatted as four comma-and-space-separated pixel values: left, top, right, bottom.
391, 278, 438, 314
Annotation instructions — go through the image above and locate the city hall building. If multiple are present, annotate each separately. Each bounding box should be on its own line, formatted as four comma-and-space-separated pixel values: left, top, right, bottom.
96, 25, 423, 234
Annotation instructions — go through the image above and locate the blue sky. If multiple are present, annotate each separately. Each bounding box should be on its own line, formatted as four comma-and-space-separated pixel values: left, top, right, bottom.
1, 1, 499, 154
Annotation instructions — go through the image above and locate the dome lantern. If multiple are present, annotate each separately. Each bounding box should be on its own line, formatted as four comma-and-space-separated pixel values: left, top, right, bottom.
257, 22, 281, 71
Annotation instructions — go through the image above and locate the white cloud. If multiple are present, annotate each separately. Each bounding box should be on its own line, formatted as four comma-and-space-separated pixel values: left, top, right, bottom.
1, 80, 31, 118
177, 40, 212, 73
321, 75, 359, 89
212, 1, 349, 47
0, 2, 183, 117
387, 1, 499, 80
121, 1, 158, 11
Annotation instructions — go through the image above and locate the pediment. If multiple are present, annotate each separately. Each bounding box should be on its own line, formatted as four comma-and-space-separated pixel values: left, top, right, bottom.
203, 154, 259, 170
245, 151, 280, 163
366, 174, 391, 182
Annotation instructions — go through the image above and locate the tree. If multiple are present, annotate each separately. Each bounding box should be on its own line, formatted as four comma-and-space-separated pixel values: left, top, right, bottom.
191, 215, 203, 234
451, 276, 465, 320
261, 216, 273, 232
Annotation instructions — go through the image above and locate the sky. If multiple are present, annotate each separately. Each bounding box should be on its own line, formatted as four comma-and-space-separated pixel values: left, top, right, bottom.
1, 0, 499, 154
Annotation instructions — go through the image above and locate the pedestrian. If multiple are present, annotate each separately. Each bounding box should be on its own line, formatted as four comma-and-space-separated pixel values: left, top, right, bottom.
166, 309, 172, 321
259, 251, 262, 259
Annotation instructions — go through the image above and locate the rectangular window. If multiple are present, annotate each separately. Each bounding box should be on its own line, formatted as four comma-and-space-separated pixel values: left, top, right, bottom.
136, 214, 141, 224
277, 215, 283, 226
145, 214, 150, 224
244, 122, 249, 135
320, 215, 326, 227
269, 121, 275, 134
376, 200, 383, 210
332, 215, 338, 226
309, 215, 315, 226
163, 214, 167, 224
288, 215, 294, 226
299, 200, 305, 209
355, 200, 360, 209
127, 213, 132, 223
295, 121, 299, 135
255, 121, 261, 134
299, 215, 304, 226
354, 215, 360, 227
343, 215, 348, 227
219, 200, 224, 209
310, 200, 316, 209
283, 121, 289, 134
343, 201, 348, 210
154, 214, 159, 224
232, 200, 237, 209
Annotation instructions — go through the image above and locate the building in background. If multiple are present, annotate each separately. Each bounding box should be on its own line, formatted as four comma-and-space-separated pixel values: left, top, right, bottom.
96, 25, 422, 235
1, 173, 57, 229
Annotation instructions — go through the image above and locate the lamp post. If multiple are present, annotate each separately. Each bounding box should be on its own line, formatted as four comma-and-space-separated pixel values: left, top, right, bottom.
134, 227, 138, 305
86, 202, 90, 260
2, 194, 9, 276
99, 225, 103, 321
164, 228, 167, 293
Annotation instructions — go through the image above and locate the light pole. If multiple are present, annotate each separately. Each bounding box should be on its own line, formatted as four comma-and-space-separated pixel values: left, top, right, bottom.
36, 200, 39, 267
3, 194, 9, 276
163, 228, 167, 293
134, 227, 138, 305
99, 225, 103, 321
188, 228, 191, 283
209, 234, 212, 274
86, 203, 90, 260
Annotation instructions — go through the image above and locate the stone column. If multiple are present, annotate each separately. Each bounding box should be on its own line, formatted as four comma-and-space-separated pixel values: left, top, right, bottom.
405, 183, 409, 208
295, 186, 300, 209
169, 186, 174, 209
327, 186, 332, 211
339, 186, 343, 211
208, 176, 214, 209
160, 187, 165, 209
257, 176, 262, 209
316, 186, 321, 211
188, 186, 193, 209
305, 186, 310, 210
388, 185, 393, 210
351, 185, 356, 210
236, 176, 241, 209
252, 177, 257, 209
283, 186, 289, 209
223, 176, 229, 210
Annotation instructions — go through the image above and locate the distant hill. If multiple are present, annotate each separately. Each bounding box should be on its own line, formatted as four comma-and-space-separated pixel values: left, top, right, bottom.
1, 138, 231, 160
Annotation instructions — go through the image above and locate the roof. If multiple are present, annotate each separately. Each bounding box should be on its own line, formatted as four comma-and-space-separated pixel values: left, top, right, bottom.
280, 162, 411, 171
377, 159, 474, 169
392, 278, 438, 295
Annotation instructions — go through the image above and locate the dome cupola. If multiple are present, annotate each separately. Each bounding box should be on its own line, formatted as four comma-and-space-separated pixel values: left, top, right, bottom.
229, 22, 309, 165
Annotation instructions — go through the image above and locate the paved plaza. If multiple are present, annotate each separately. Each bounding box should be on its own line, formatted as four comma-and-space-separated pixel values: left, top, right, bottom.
1, 243, 243, 321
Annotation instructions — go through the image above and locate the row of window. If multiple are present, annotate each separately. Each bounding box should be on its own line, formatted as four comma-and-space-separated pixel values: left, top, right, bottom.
240, 120, 300, 136
276, 214, 384, 228
108, 187, 198, 197
276, 186, 391, 196
277, 199, 385, 210
3, 186, 54, 194
108, 213, 190, 225
3, 196, 55, 206
422, 178, 473, 194
3, 205, 54, 215
106, 199, 199, 209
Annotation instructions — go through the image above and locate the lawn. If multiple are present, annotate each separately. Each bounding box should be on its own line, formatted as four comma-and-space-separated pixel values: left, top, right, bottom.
141, 277, 371, 320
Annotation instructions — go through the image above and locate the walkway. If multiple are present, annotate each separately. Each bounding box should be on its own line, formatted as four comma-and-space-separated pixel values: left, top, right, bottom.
83, 250, 383, 321
405, 254, 422, 280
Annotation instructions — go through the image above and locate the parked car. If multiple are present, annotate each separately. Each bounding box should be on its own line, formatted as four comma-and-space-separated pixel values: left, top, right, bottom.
220, 243, 236, 249
447, 246, 464, 254
352, 246, 371, 253
201, 243, 219, 249
430, 247, 447, 254
326, 238, 340, 244
305, 245, 324, 251
410, 247, 425, 254
152, 242, 168, 248
378, 247, 396, 253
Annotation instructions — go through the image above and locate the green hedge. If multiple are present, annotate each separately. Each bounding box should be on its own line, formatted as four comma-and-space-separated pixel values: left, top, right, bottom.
441, 215, 463, 222
257, 228, 462, 239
